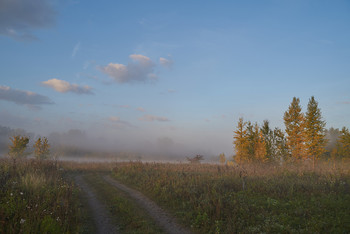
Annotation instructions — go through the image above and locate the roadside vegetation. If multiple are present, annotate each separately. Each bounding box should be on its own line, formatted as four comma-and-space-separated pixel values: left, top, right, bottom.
0, 158, 87, 233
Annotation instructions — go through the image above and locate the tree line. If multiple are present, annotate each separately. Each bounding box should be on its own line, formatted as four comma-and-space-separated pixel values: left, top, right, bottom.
233, 96, 350, 165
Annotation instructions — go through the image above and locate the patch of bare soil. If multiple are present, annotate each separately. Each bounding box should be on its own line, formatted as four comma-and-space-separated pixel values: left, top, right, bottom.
103, 175, 192, 234
74, 175, 119, 234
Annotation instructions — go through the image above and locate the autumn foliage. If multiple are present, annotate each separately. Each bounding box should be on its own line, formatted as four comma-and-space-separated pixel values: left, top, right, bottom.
233, 96, 348, 165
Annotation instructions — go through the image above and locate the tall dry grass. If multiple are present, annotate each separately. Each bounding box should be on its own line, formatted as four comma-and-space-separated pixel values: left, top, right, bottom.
0, 158, 84, 233
112, 161, 350, 233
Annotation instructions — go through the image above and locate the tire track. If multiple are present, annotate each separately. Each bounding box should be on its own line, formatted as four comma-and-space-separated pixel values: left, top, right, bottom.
103, 175, 192, 234
74, 175, 119, 234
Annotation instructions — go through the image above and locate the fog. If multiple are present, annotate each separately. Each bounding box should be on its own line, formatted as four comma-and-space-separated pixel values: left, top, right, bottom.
0, 124, 223, 162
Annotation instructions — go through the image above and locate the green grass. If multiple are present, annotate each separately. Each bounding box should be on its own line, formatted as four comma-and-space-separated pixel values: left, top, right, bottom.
83, 173, 165, 234
112, 162, 350, 233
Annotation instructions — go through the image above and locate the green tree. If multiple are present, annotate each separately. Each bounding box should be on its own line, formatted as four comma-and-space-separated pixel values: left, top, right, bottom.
261, 120, 273, 160
284, 97, 306, 161
305, 96, 327, 168
33, 137, 50, 160
331, 127, 350, 160
8, 135, 29, 158
233, 118, 249, 163
272, 127, 288, 163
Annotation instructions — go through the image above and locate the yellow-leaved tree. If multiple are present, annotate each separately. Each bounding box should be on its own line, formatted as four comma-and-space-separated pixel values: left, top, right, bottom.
284, 97, 306, 161
8, 135, 29, 159
33, 137, 50, 160
305, 96, 327, 168
233, 118, 249, 163
254, 130, 267, 162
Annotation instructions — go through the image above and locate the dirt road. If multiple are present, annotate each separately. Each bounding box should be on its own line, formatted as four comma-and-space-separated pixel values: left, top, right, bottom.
74, 175, 119, 234
103, 175, 192, 234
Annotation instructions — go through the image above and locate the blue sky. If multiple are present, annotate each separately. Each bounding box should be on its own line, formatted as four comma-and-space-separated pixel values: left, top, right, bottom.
0, 0, 349, 157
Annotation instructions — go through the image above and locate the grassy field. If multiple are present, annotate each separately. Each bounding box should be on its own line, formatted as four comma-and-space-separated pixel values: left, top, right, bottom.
1, 158, 350, 233
112, 161, 350, 233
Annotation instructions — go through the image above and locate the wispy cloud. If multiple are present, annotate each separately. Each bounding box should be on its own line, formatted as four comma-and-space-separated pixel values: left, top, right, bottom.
159, 57, 173, 68
0, 85, 53, 109
108, 116, 133, 128
0, 0, 56, 41
72, 42, 80, 58
99, 54, 157, 84
42, 78, 93, 95
139, 114, 169, 122
337, 101, 350, 105
117, 104, 130, 109
136, 107, 146, 112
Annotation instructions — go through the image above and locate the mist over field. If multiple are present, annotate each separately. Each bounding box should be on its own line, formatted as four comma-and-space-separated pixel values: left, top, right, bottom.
0, 124, 223, 161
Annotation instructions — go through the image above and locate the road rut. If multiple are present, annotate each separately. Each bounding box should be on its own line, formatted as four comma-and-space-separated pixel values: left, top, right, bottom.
103, 175, 192, 234
74, 175, 119, 234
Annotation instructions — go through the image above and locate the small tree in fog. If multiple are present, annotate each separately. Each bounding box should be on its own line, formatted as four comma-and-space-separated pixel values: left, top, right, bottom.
187, 155, 204, 164
331, 127, 350, 160
33, 137, 50, 160
219, 153, 226, 164
8, 135, 29, 158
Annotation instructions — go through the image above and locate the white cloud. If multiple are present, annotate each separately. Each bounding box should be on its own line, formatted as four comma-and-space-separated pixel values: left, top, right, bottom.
0, 85, 53, 109
159, 57, 173, 68
0, 0, 56, 41
139, 114, 169, 122
72, 42, 80, 58
42, 78, 93, 95
100, 54, 157, 83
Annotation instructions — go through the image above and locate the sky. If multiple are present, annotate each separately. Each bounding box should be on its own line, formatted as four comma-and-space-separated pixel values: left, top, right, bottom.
0, 0, 349, 157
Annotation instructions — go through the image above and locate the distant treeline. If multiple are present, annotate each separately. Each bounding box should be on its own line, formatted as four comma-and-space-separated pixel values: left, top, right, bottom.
233, 96, 350, 165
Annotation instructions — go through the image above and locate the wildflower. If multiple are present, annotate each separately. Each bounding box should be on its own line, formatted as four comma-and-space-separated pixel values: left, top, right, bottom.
10, 193, 13, 196
20, 219, 25, 224
20, 192, 23, 195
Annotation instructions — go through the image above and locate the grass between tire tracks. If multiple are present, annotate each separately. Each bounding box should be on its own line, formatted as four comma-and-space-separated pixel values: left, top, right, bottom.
83, 173, 165, 234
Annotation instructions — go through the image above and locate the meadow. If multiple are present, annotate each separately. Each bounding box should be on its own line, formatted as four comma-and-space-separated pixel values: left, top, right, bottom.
1, 158, 349, 233
112, 161, 350, 233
